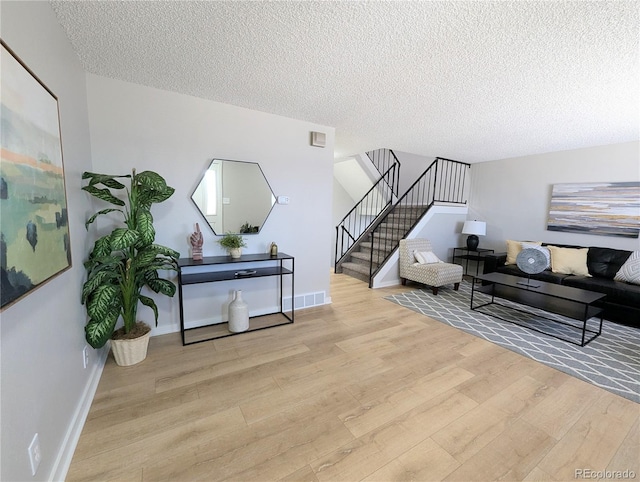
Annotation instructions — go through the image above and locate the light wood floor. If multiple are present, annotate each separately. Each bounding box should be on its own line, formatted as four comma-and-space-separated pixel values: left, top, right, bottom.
67, 273, 639, 481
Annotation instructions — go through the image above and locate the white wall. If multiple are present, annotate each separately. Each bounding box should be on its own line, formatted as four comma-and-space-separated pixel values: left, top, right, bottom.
393, 150, 437, 194
468, 142, 640, 252
1, 2, 99, 481
85, 75, 335, 333
332, 176, 355, 266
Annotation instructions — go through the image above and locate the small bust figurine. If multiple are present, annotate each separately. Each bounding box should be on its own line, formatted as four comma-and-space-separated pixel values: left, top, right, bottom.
190, 223, 204, 261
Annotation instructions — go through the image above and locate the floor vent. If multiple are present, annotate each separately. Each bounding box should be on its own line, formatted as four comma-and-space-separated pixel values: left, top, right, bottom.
284, 291, 327, 311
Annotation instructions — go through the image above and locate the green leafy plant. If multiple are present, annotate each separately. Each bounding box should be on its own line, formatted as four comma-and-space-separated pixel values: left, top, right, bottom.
239, 222, 259, 233
217, 232, 247, 250
81, 169, 180, 349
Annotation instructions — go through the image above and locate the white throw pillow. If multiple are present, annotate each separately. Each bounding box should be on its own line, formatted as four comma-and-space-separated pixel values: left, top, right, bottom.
614, 251, 640, 285
506, 239, 542, 265
414, 250, 442, 264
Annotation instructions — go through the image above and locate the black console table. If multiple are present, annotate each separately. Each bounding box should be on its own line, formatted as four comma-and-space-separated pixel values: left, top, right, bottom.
177, 253, 294, 345
452, 247, 495, 276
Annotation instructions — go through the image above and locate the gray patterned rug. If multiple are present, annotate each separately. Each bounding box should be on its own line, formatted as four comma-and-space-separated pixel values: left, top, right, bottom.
386, 281, 639, 403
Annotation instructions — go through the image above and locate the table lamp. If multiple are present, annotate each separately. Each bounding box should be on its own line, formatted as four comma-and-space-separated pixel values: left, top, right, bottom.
462, 220, 486, 251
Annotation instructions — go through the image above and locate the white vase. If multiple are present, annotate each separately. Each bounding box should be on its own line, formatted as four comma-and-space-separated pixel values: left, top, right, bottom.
229, 248, 242, 259
228, 290, 249, 333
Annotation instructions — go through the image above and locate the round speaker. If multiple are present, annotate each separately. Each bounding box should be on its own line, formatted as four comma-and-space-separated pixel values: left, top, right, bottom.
516, 248, 547, 275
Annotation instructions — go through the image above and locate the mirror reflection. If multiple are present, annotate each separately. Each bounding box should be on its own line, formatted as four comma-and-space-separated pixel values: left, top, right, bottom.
191, 159, 276, 235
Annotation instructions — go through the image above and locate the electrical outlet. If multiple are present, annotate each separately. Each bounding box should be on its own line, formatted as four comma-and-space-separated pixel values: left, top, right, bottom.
83, 346, 89, 369
28, 433, 41, 476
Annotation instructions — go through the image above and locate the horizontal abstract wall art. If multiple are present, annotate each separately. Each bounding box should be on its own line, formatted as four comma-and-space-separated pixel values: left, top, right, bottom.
547, 182, 640, 238
1, 40, 71, 310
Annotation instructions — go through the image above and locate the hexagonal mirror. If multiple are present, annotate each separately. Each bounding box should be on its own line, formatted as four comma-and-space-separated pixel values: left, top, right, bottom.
191, 159, 276, 235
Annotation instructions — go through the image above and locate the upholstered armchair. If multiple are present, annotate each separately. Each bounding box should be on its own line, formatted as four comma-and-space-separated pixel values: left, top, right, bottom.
399, 239, 463, 295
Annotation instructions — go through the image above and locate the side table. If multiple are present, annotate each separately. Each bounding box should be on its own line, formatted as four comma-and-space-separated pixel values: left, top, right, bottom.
452, 247, 495, 276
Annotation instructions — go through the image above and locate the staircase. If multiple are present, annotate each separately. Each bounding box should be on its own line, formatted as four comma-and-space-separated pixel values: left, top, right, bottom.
334, 149, 400, 276
335, 155, 470, 287
340, 206, 420, 282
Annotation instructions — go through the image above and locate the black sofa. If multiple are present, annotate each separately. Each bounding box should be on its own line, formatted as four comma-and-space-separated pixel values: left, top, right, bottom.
483, 244, 640, 328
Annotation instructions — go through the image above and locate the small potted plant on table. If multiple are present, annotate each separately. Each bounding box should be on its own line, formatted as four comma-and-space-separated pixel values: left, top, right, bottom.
218, 232, 247, 259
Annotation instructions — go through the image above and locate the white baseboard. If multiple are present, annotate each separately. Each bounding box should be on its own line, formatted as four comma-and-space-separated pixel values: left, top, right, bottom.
51, 346, 109, 481
153, 322, 181, 336
374, 278, 402, 288
153, 290, 330, 336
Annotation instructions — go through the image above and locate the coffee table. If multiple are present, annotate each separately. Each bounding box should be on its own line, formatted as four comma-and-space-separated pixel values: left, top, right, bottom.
471, 272, 606, 346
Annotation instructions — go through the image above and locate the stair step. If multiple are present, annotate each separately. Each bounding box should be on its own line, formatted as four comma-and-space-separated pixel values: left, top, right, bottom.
359, 244, 387, 255
340, 266, 370, 283
341, 261, 377, 274
347, 256, 381, 268
388, 209, 427, 217
375, 222, 399, 230
385, 214, 421, 224
347, 256, 372, 268
394, 204, 429, 211
360, 241, 397, 252
379, 221, 413, 229
345, 254, 381, 270
372, 232, 404, 242
350, 252, 372, 263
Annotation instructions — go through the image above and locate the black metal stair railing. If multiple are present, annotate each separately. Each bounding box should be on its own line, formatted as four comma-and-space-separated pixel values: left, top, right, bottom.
367, 157, 471, 286
335, 161, 399, 272
366, 148, 400, 195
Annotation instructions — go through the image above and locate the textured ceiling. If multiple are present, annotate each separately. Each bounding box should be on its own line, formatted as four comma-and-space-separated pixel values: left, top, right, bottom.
50, 1, 639, 163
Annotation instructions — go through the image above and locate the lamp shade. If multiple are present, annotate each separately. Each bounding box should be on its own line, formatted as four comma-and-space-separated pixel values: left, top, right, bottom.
462, 221, 486, 236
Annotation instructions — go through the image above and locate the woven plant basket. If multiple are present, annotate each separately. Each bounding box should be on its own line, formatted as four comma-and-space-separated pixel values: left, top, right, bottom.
111, 330, 151, 366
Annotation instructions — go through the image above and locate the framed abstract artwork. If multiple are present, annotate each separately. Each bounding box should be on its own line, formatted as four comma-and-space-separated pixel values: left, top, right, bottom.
548, 182, 640, 238
1, 40, 71, 310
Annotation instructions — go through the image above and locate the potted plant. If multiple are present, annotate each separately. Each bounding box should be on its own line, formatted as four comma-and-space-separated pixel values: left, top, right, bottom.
217, 232, 247, 259
81, 169, 180, 366
239, 222, 259, 233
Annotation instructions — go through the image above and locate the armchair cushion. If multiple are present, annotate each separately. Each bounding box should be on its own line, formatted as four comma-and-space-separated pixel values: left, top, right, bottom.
414, 250, 442, 264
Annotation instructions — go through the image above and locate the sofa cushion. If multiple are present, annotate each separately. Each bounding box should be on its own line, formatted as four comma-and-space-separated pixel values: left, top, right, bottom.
614, 250, 639, 285
563, 276, 640, 306
548, 246, 591, 276
506, 240, 541, 265
589, 247, 632, 279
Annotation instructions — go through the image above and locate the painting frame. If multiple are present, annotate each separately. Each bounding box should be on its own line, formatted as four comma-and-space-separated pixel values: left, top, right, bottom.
547, 182, 640, 238
1, 40, 72, 311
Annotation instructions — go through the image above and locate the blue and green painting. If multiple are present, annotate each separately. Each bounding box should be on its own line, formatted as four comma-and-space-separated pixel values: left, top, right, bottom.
1, 43, 71, 309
